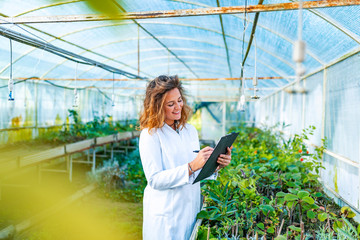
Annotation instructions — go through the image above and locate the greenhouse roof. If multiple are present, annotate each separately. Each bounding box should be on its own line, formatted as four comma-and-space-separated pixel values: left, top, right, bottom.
1, 0, 360, 102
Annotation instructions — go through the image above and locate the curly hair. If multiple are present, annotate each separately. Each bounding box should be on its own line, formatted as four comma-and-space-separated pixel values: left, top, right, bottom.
139, 75, 192, 132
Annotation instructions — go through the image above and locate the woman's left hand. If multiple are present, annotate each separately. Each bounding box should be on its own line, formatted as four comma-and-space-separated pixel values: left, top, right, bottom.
216, 146, 233, 170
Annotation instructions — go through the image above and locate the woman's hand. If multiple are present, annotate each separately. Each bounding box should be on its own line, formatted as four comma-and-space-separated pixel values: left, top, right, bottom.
189, 146, 213, 172
216, 146, 232, 170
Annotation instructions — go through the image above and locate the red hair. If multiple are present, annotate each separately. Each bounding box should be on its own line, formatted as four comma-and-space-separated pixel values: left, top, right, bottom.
139, 75, 192, 132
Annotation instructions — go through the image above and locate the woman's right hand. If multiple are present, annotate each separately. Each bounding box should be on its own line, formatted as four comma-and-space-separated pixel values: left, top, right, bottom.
190, 146, 214, 172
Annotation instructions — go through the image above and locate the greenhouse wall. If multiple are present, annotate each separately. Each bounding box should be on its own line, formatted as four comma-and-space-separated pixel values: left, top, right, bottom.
251, 51, 360, 219
0, 80, 138, 145
200, 101, 251, 142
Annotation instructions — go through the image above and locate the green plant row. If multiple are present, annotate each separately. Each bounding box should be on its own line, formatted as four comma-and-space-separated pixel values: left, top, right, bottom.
89, 142, 146, 203
196, 124, 360, 240
35, 109, 138, 144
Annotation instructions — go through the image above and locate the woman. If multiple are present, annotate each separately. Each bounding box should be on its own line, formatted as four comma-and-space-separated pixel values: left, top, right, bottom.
139, 75, 232, 240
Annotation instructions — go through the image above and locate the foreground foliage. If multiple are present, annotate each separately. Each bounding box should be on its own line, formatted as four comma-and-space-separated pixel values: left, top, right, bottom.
196, 125, 359, 240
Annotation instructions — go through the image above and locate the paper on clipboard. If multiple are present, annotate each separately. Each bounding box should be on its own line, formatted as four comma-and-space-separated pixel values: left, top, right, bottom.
193, 132, 239, 184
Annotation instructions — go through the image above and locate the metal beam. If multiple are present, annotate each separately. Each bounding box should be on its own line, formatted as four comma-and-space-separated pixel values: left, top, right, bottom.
0, 26, 144, 79
0, 21, 295, 76
1, 1, 359, 24
0, 13, 153, 78
4, 76, 293, 82
241, 0, 264, 79
171, 0, 324, 65
216, 0, 232, 77
89, 86, 279, 91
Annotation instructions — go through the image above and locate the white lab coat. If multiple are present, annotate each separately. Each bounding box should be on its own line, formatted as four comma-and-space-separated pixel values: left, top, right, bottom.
139, 123, 214, 240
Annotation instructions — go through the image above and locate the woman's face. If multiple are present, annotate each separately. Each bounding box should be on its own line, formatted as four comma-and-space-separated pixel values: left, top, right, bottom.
164, 88, 183, 125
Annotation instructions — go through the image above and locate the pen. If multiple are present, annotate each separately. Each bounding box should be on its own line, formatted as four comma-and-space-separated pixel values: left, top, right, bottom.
193, 150, 200, 153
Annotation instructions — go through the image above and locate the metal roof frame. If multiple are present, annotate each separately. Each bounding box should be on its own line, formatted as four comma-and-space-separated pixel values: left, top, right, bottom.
2, 1, 359, 23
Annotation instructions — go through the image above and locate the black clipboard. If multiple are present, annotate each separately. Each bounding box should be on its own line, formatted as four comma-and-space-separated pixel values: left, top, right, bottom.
193, 132, 239, 184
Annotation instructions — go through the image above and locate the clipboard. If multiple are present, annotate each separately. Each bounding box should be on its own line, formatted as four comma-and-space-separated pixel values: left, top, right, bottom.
193, 132, 239, 184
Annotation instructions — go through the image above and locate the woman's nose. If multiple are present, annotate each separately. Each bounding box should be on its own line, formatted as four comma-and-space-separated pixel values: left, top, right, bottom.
174, 102, 181, 110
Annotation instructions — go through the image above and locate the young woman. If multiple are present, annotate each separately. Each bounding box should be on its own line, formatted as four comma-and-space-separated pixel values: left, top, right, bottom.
139, 75, 232, 240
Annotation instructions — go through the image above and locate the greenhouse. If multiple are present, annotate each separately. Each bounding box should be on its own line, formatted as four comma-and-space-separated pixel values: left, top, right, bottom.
0, 0, 360, 239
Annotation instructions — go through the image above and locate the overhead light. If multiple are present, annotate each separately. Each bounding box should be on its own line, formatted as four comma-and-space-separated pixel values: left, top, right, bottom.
237, 94, 246, 112
287, 0, 308, 95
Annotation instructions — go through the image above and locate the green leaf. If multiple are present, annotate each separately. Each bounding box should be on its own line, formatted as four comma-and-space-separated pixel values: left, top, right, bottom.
196, 210, 209, 219
284, 194, 299, 202
318, 212, 328, 222
307, 210, 316, 219
333, 220, 343, 231
310, 204, 320, 210
337, 228, 357, 240
342, 217, 358, 235
288, 188, 299, 195
276, 192, 286, 197
287, 182, 296, 187
289, 225, 301, 232
341, 206, 356, 218
257, 223, 265, 230
267, 227, 275, 233
341, 206, 351, 213
287, 201, 296, 209
239, 179, 250, 189
313, 192, 323, 197
347, 211, 356, 219
259, 167, 267, 172
302, 196, 315, 204
297, 190, 310, 199
274, 236, 287, 240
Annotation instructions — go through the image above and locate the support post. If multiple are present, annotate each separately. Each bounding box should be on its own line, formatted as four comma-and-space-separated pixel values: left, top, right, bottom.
302, 78, 306, 130
92, 148, 96, 173
321, 67, 327, 168
222, 101, 226, 136
111, 143, 114, 161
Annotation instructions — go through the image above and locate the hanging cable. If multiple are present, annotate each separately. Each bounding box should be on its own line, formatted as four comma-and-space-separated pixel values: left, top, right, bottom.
24, 79, 27, 107
251, 35, 260, 100
112, 72, 115, 107
73, 62, 79, 108
8, 39, 14, 101
237, 0, 248, 112
287, 0, 307, 94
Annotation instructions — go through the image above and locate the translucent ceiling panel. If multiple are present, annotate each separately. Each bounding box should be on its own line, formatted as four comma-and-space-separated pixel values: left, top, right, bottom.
219, 0, 261, 6
318, 6, 360, 41
41, 59, 92, 80
57, 22, 135, 52
17, 1, 95, 17
258, 10, 324, 74
121, 0, 217, 12
5, 50, 66, 80
0, 0, 47, 17
302, 9, 358, 64
0, 39, 34, 79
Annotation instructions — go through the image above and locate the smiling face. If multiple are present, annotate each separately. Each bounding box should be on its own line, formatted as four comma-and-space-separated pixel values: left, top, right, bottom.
164, 88, 183, 126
